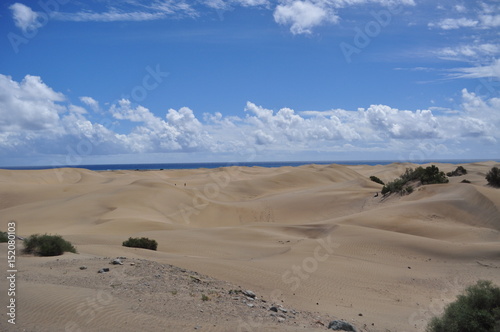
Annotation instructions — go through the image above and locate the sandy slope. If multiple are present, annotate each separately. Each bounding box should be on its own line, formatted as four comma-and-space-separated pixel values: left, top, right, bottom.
1, 162, 500, 331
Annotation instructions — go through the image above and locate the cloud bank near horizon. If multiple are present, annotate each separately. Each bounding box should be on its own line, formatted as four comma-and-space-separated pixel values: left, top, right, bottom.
1, 73, 498, 166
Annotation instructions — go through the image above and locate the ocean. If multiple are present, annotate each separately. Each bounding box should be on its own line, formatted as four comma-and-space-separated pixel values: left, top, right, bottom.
2, 160, 496, 171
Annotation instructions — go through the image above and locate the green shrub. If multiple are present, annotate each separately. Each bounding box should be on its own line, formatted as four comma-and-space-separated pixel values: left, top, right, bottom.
122, 237, 158, 251
447, 166, 467, 177
0, 231, 8, 243
419, 165, 449, 185
23, 234, 77, 256
405, 185, 414, 194
370, 176, 385, 185
426, 280, 500, 332
486, 167, 500, 188
382, 165, 448, 196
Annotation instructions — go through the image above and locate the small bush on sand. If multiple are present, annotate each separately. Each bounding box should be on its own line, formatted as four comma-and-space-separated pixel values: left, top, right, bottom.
370, 176, 385, 185
23, 234, 77, 256
122, 237, 158, 251
382, 165, 448, 195
447, 166, 467, 177
426, 280, 500, 332
0, 231, 8, 243
486, 167, 500, 188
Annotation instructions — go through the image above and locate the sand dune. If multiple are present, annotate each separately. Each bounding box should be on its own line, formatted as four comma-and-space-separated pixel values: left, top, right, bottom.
1, 162, 500, 331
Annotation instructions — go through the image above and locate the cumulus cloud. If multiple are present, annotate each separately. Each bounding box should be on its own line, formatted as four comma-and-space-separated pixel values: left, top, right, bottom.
110, 99, 211, 152
9, 3, 43, 32
274, 1, 338, 34
365, 105, 440, 139
0, 74, 64, 131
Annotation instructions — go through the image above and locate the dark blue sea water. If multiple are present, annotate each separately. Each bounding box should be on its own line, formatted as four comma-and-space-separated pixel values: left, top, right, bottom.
2, 160, 497, 171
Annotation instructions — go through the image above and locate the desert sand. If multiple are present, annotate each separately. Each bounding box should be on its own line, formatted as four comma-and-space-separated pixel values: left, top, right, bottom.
1, 162, 499, 331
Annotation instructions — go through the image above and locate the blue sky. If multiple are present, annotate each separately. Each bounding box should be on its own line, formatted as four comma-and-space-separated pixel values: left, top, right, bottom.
0, 0, 499, 166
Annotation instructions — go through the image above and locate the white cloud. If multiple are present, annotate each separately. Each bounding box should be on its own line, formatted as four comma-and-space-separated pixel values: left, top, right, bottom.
52, 10, 168, 22
429, 3, 500, 30
365, 105, 440, 139
110, 99, 211, 152
454, 4, 467, 13
479, 14, 500, 28
434, 44, 500, 61
80, 96, 99, 112
274, 1, 338, 34
273, 0, 415, 34
9, 3, 42, 32
429, 17, 478, 30
0, 74, 64, 131
449, 58, 500, 79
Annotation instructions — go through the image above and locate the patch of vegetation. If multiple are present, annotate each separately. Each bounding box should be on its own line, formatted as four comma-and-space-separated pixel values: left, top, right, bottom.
486, 167, 500, 188
23, 234, 77, 256
0, 231, 8, 243
447, 166, 467, 177
426, 280, 500, 332
370, 176, 385, 185
201, 294, 210, 301
461, 179, 471, 184
122, 237, 158, 251
382, 165, 448, 196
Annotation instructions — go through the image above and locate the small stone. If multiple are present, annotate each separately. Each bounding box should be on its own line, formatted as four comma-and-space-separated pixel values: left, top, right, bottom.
269, 306, 278, 312
247, 303, 254, 308
242, 290, 256, 298
130, 263, 135, 266
278, 306, 287, 313
277, 317, 285, 323
328, 320, 357, 331
358, 313, 363, 316
79, 266, 87, 270
111, 259, 123, 265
